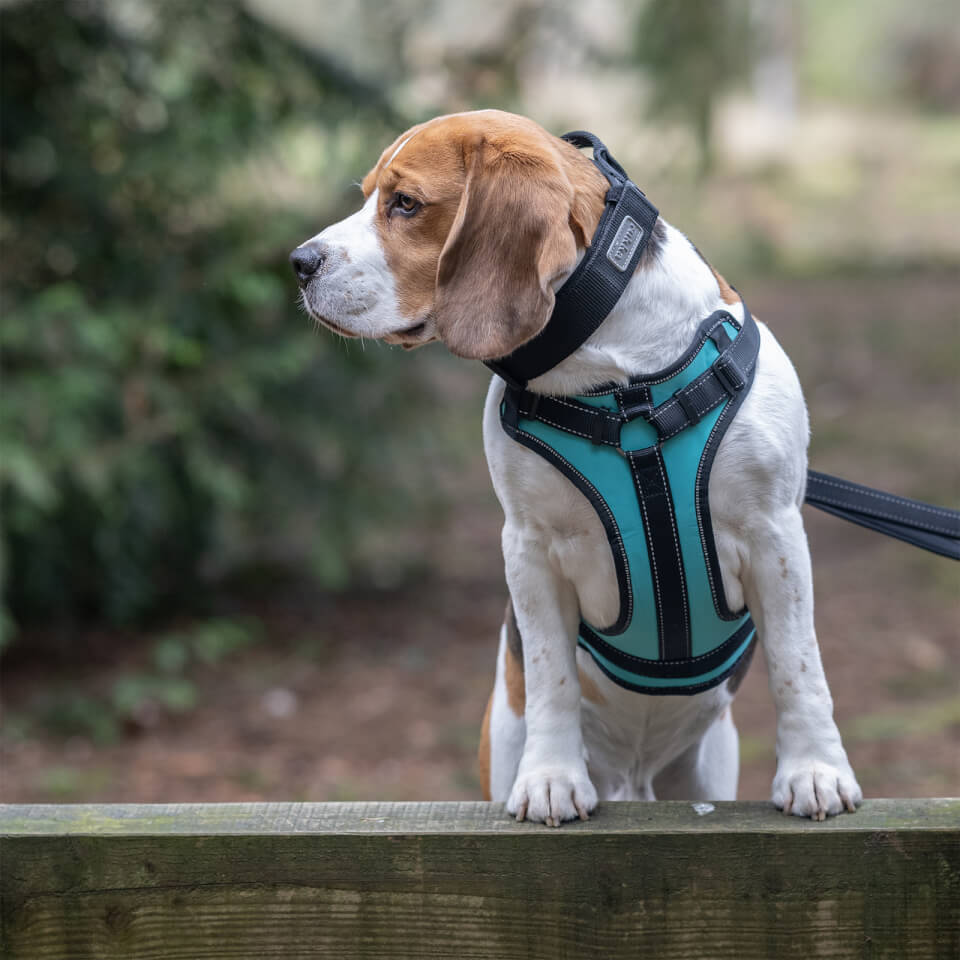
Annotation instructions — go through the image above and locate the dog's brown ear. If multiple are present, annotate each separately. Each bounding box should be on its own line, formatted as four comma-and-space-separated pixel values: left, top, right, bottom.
433, 138, 580, 361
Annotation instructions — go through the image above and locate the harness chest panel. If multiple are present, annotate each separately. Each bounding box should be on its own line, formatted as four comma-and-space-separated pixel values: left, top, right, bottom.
500, 310, 760, 694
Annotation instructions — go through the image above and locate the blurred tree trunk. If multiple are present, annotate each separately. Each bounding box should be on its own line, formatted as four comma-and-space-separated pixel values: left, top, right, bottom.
634, 0, 753, 177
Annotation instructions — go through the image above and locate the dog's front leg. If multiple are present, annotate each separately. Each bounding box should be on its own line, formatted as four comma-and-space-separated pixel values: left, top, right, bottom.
745, 508, 862, 820
502, 525, 598, 826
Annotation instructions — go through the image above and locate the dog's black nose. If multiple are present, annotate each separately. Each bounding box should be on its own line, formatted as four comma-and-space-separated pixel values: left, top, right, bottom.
289, 243, 325, 286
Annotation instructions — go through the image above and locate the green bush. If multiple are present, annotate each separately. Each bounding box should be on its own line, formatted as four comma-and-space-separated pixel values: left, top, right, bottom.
0, 1, 452, 642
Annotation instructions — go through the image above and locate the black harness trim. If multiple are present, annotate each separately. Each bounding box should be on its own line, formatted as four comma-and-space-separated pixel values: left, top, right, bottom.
693, 312, 761, 621
580, 616, 754, 678
580, 619, 756, 695
626, 445, 691, 660
485, 132, 659, 388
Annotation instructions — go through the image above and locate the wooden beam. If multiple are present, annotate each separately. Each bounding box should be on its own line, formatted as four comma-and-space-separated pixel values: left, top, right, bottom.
2, 799, 958, 959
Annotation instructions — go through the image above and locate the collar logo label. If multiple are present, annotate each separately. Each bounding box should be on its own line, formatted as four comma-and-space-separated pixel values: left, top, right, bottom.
606, 215, 643, 272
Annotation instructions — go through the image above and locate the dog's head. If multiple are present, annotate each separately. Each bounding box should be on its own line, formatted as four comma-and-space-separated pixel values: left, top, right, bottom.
290, 110, 607, 360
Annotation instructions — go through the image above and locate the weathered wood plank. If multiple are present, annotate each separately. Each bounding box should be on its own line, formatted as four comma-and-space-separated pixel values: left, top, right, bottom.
2, 800, 958, 960
4, 797, 959, 835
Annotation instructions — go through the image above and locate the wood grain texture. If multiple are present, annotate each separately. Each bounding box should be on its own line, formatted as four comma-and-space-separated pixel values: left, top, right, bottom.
2, 800, 958, 959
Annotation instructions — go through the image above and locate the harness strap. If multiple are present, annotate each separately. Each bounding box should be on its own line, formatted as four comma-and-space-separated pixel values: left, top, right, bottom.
485, 132, 659, 388
502, 389, 623, 446
580, 617, 755, 680
806, 471, 960, 560
627, 446, 691, 659
503, 306, 759, 449
646, 305, 759, 440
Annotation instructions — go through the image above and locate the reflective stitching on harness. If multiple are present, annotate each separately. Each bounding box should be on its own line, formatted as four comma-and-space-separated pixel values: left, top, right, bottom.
810, 474, 958, 520
583, 642, 755, 695
550, 396, 621, 420
526, 410, 619, 446
529, 412, 594, 441
584, 626, 752, 666
657, 392, 726, 441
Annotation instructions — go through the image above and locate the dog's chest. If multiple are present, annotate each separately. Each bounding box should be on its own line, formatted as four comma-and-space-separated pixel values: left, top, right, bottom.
577, 649, 733, 795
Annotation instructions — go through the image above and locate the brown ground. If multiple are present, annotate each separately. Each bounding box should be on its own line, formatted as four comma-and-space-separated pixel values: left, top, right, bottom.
2, 274, 958, 807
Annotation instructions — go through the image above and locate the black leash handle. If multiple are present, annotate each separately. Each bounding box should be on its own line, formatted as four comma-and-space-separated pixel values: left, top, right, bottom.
805, 470, 960, 560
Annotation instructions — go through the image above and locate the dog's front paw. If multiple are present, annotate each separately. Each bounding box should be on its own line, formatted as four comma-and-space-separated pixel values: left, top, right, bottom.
507, 765, 598, 827
772, 758, 862, 821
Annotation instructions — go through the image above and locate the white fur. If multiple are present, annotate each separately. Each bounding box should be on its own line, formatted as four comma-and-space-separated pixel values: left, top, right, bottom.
483, 221, 860, 823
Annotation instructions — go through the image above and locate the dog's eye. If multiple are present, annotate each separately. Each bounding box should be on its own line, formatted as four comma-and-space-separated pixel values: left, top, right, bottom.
390, 192, 422, 218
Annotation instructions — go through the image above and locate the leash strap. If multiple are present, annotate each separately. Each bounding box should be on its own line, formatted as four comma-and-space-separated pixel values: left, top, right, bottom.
485, 131, 659, 388
805, 471, 960, 560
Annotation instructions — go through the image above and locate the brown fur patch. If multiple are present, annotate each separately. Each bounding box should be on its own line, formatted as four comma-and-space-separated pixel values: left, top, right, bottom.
362, 110, 607, 360
503, 599, 526, 716
710, 264, 739, 306
478, 691, 493, 800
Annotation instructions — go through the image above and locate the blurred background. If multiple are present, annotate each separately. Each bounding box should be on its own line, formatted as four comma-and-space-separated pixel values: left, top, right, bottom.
1, 0, 957, 805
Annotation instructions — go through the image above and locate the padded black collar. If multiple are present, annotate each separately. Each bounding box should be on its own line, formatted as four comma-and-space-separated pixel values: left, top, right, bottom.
484, 131, 659, 389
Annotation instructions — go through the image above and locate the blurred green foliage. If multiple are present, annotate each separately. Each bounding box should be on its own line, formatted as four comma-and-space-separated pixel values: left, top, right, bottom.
6, 617, 262, 744
0, 1, 445, 642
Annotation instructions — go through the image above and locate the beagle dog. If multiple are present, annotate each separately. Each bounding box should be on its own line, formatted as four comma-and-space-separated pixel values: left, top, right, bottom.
291, 109, 862, 824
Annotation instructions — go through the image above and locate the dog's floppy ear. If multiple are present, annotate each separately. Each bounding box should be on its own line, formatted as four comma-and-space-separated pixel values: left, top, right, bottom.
433, 137, 580, 361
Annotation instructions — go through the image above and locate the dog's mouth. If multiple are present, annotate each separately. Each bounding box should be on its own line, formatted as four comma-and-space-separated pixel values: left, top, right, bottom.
384, 318, 437, 350
400, 321, 426, 338
304, 296, 436, 349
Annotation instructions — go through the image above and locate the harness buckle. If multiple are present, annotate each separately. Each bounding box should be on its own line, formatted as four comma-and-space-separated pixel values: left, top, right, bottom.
619, 383, 653, 423
621, 400, 652, 422
714, 354, 746, 395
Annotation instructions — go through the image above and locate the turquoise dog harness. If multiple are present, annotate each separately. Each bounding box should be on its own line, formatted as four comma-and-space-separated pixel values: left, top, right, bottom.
500, 307, 760, 694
